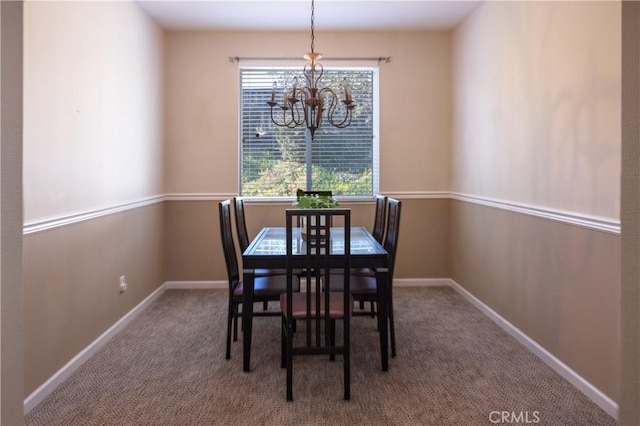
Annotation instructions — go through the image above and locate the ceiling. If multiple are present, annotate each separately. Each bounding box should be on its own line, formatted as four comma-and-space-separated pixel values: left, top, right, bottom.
136, 0, 483, 31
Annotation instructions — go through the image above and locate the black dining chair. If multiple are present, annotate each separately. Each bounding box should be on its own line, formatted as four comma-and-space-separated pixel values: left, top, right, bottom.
327, 198, 401, 358
233, 197, 287, 279
352, 195, 386, 278
233, 196, 252, 254
372, 194, 387, 244
219, 200, 299, 359
352, 194, 386, 312
280, 208, 353, 401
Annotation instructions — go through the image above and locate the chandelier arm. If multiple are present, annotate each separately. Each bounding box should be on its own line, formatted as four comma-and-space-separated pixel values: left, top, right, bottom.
328, 103, 354, 128
269, 102, 301, 129
318, 87, 337, 98
282, 107, 294, 128
319, 87, 337, 119
290, 100, 305, 127
305, 109, 318, 134
302, 63, 312, 89
334, 111, 354, 128
268, 105, 287, 128
312, 62, 323, 89
267, 88, 308, 129
319, 87, 351, 128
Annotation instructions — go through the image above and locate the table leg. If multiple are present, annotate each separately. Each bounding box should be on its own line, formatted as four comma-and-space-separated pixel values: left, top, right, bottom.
376, 268, 389, 371
243, 269, 255, 372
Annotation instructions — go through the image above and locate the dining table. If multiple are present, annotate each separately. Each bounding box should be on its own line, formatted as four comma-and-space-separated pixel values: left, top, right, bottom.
241, 225, 390, 373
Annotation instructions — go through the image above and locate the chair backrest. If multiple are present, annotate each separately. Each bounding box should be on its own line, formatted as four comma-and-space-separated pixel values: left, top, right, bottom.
219, 200, 240, 292
372, 194, 387, 243
233, 197, 251, 252
383, 198, 402, 278
285, 208, 351, 339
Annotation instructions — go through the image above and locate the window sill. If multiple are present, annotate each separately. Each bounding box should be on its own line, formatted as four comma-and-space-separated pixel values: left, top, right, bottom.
241, 195, 377, 205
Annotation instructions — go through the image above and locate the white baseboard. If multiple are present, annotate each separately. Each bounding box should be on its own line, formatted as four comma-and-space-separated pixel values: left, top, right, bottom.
24, 278, 618, 421
447, 279, 618, 420
23, 283, 169, 414
394, 278, 451, 287
164, 280, 226, 290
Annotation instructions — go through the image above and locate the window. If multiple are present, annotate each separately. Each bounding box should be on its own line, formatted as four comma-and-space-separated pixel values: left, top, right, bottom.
239, 67, 378, 197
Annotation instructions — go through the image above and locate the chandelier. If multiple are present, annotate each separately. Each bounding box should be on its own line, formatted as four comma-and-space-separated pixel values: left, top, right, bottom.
267, 0, 355, 137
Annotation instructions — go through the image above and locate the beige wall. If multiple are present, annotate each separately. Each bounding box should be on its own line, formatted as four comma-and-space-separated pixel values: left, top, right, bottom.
164, 30, 452, 194
452, 1, 621, 402
453, 1, 620, 219
24, 1, 164, 222
22, 1, 165, 397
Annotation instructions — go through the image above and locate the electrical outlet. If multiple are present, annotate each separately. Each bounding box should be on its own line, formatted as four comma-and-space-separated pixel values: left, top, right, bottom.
119, 275, 128, 293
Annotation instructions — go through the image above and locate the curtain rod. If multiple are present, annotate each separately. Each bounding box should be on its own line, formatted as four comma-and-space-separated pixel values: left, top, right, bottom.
229, 56, 391, 65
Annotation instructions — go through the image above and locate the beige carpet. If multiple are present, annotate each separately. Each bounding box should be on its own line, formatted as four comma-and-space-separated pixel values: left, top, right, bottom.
25, 287, 615, 425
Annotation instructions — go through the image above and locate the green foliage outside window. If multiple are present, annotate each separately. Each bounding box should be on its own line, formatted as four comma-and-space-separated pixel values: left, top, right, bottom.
241, 159, 372, 196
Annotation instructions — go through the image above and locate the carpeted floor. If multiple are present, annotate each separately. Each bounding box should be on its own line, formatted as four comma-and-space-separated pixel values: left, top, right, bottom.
25, 287, 616, 426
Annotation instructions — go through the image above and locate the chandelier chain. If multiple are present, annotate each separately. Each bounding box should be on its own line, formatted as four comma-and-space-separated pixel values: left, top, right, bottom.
310, 0, 315, 54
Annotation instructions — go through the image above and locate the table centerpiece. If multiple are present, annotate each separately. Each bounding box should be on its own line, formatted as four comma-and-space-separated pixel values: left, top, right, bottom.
294, 190, 339, 240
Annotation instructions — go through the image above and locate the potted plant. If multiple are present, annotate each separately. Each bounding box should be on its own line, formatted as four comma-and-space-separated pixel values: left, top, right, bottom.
294, 190, 339, 239
295, 194, 340, 209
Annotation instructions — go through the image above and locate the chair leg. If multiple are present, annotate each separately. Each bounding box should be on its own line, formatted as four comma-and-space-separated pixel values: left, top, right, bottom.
263, 300, 268, 311
226, 301, 234, 359
329, 319, 336, 362
281, 317, 286, 369
359, 300, 365, 310
389, 288, 396, 358
344, 318, 351, 401
286, 321, 294, 401
376, 301, 383, 332
233, 304, 239, 342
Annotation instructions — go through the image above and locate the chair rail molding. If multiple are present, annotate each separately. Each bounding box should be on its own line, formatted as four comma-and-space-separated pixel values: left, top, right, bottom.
383, 191, 450, 199
23, 195, 166, 235
451, 192, 620, 235
23, 192, 620, 235
164, 193, 237, 202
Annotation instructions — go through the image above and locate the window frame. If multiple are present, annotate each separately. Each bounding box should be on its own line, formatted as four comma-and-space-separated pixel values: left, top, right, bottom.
238, 65, 380, 200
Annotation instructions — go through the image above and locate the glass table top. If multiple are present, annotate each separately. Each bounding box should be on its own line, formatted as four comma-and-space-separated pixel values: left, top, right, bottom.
245, 226, 385, 256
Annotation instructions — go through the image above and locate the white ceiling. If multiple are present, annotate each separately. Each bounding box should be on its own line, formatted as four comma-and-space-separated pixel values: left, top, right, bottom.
136, 0, 482, 31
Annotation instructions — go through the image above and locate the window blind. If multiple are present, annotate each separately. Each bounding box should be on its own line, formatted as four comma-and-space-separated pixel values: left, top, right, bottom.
240, 67, 376, 197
